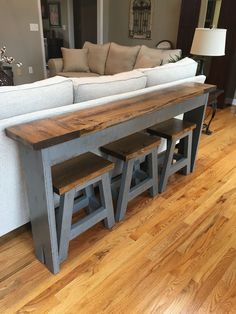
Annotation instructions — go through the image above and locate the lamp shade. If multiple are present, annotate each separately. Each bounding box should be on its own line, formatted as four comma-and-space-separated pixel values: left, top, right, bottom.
190, 28, 227, 56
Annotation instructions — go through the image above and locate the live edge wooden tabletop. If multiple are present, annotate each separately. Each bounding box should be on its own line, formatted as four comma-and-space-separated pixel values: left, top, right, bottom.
5, 83, 215, 150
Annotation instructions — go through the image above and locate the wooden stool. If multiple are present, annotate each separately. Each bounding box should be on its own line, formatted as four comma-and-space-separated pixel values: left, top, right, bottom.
147, 118, 196, 193
101, 133, 161, 222
52, 152, 115, 263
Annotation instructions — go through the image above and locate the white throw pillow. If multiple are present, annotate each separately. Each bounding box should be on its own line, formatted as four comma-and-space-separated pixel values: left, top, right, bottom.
72, 70, 147, 102
141, 57, 198, 87
0, 76, 74, 120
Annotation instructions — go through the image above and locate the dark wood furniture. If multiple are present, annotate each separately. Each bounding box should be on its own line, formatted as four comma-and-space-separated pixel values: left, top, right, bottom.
203, 89, 224, 135
47, 38, 63, 60
5, 82, 215, 274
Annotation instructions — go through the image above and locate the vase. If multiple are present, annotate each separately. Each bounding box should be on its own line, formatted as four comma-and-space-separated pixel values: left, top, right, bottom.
0, 66, 13, 86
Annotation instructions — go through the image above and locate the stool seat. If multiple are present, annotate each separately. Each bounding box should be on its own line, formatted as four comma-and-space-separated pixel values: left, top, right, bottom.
147, 118, 196, 139
101, 132, 161, 161
52, 152, 114, 195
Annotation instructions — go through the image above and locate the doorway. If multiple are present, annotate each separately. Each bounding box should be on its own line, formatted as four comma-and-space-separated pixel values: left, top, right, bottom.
73, 0, 97, 48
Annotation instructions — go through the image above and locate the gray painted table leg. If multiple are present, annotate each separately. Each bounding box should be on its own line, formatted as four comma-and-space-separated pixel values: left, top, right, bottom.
185, 132, 193, 175
183, 96, 208, 172
178, 131, 192, 176
20, 146, 60, 274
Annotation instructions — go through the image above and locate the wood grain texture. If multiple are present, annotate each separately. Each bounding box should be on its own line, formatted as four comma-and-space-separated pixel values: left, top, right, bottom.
101, 132, 161, 161
0, 107, 235, 313
52, 152, 114, 195
147, 118, 196, 139
5, 83, 215, 150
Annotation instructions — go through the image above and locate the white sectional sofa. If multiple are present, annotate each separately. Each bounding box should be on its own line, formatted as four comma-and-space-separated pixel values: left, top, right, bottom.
0, 57, 205, 236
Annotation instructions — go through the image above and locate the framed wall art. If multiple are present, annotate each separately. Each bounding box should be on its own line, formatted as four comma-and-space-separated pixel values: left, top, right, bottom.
129, 0, 154, 39
48, 2, 61, 27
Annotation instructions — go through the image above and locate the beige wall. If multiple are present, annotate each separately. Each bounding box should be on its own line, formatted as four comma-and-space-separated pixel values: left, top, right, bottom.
0, 0, 45, 85
107, 0, 182, 48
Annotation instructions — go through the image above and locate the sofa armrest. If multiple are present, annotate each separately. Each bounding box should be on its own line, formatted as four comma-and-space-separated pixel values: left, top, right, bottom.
48, 58, 63, 77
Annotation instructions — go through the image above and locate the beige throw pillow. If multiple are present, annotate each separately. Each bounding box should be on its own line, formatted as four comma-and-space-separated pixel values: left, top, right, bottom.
83, 41, 110, 75
61, 47, 89, 72
134, 46, 182, 69
134, 46, 162, 69
105, 42, 141, 75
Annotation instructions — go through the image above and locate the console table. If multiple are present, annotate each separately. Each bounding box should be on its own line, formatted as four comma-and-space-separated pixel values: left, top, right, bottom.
5, 82, 215, 273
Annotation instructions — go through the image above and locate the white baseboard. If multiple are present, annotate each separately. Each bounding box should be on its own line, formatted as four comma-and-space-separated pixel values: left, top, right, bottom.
225, 98, 236, 105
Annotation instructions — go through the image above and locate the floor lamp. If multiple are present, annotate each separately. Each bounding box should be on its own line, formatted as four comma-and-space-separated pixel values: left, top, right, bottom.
190, 28, 227, 135
190, 28, 227, 75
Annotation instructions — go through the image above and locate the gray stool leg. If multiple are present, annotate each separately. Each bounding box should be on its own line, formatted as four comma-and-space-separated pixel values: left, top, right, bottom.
116, 159, 135, 222
99, 173, 115, 229
57, 189, 76, 262
177, 131, 192, 176
159, 139, 176, 193
147, 147, 159, 197
85, 185, 100, 213
134, 160, 141, 185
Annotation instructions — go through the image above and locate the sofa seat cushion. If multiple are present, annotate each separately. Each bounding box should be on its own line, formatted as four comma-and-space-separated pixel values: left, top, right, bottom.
58, 72, 99, 78
141, 57, 198, 87
134, 46, 182, 69
72, 70, 147, 102
105, 43, 141, 75
0, 76, 74, 120
83, 41, 110, 75
61, 47, 90, 72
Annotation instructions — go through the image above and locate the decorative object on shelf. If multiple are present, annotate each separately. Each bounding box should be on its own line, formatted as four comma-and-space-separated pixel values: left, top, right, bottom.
48, 2, 61, 27
0, 46, 22, 86
156, 40, 173, 50
0, 66, 13, 86
190, 28, 227, 74
129, 0, 153, 39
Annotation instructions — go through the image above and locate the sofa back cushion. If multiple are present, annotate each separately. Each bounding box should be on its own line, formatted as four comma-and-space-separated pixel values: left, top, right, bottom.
134, 46, 182, 69
61, 47, 90, 72
83, 41, 110, 75
72, 70, 147, 102
105, 43, 140, 75
141, 57, 198, 87
0, 76, 74, 120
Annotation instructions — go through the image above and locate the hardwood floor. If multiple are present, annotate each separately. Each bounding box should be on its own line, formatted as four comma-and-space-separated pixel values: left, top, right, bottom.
0, 107, 236, 314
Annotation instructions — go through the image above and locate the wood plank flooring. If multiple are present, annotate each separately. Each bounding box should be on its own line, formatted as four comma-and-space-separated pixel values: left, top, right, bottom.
0, 106, 236, 314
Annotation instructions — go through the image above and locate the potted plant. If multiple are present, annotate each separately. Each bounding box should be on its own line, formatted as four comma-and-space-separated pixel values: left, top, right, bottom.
0, 46, 22, 86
